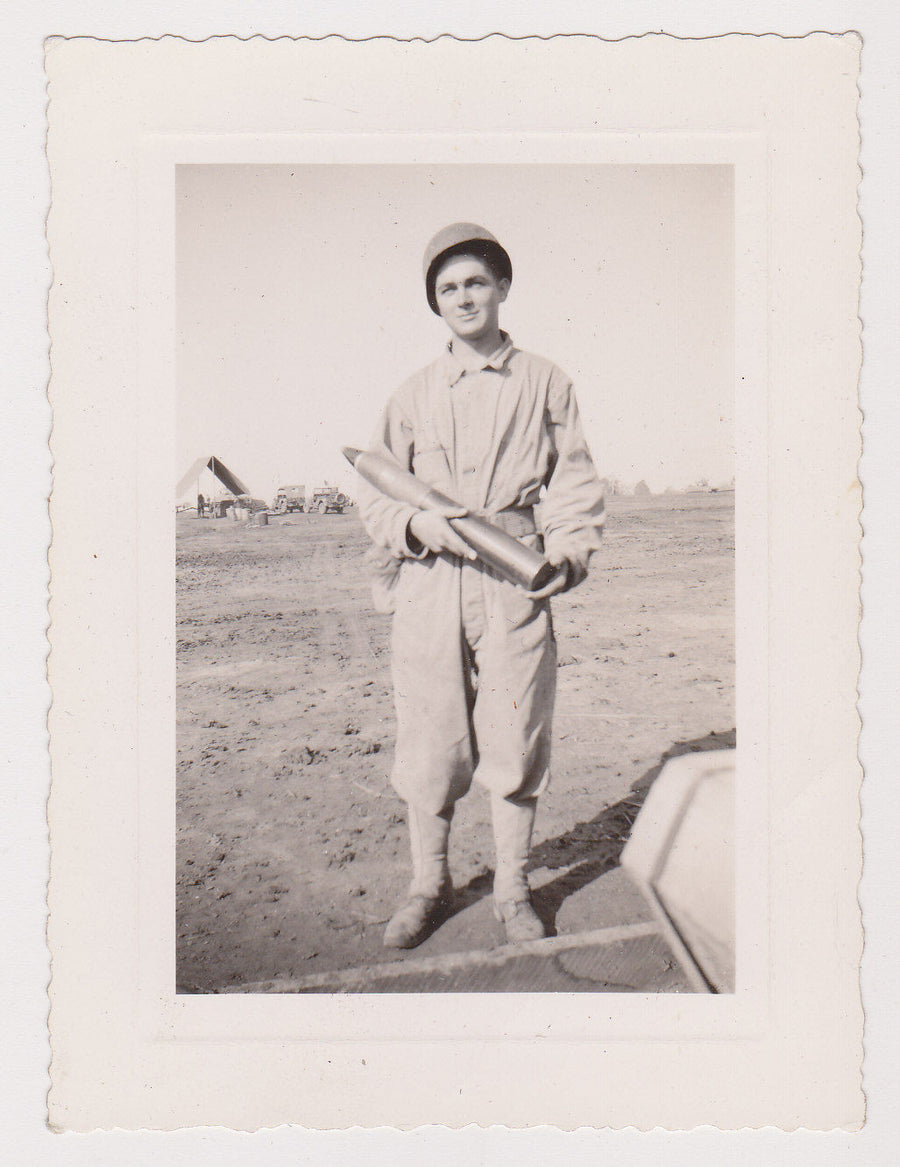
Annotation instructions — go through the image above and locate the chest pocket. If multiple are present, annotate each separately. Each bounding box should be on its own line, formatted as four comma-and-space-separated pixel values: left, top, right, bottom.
412, 443, 452, 492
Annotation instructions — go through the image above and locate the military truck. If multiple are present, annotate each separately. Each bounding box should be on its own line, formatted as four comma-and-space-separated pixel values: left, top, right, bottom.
273, 484, 306, 513
307, 485, 351, 514
273, 483, 351, 514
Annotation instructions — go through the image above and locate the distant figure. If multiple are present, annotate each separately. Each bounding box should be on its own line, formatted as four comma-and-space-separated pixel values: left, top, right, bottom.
197, 492, 205, 517
356, 223, 606, 951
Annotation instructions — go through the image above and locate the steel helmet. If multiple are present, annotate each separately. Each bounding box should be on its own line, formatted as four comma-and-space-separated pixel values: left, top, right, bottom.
422, 222, 513, 315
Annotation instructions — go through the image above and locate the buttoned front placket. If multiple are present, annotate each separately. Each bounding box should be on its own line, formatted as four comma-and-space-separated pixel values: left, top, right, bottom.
446, 335, 513, 514
445, 340, 514, 660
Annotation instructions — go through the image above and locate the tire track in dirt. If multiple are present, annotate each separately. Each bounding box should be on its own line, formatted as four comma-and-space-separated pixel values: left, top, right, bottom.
299, 531, 380, 665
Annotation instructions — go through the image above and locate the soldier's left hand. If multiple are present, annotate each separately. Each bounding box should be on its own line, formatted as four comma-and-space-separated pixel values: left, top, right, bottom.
525, 555, 583, 601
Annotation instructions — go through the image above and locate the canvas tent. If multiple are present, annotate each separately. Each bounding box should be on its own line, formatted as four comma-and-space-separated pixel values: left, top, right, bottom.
176, 455, 251, 503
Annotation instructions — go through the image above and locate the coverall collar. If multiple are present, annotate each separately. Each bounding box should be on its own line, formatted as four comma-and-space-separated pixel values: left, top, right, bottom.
444, 332, 514, 385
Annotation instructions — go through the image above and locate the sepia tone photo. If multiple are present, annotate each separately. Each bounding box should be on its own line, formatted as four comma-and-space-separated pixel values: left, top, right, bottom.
174, 162, 735, 994
45, 31, 864, 1131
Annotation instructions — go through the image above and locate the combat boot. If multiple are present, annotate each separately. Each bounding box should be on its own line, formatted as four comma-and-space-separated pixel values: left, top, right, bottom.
383, 805, 454, 949
491, 793, 546, 944
383, 878, 454, 949
492, 895, 545, 944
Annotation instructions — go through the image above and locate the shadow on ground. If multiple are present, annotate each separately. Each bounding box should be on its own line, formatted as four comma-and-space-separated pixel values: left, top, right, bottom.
449, 727, 737, 936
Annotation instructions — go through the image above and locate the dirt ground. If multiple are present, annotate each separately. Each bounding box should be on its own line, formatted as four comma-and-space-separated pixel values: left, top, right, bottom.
176, 492, 734, 992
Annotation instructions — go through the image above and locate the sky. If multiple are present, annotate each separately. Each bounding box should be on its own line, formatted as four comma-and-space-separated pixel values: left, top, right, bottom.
176, 163, 733, 502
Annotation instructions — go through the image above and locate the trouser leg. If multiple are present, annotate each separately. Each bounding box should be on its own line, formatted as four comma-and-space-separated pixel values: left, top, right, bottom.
490, 792, 537, 903
463, 565, 556, 802
390, 558, 474, 813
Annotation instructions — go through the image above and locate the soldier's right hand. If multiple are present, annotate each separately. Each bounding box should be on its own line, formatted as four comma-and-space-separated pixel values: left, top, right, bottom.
408, 507, 476, 559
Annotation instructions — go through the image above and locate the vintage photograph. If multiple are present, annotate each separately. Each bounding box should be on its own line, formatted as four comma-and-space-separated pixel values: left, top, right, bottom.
45, 31, 863, 1131
174, 162, 735, 994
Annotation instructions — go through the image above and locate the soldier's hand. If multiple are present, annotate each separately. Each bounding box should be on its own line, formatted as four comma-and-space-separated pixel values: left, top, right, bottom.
525, 563, 570, 601
408, 507, 476, 559
525, 555, 587, 601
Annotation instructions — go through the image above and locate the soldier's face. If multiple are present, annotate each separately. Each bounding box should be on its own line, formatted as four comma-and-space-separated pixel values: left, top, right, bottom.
433, 255, 509, 343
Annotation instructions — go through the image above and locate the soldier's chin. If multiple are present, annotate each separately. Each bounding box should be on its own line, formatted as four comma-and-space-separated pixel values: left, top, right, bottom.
453, 317, 486, 339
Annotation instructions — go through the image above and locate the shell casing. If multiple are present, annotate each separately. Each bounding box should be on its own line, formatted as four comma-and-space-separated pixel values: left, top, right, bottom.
343, 446, 560, 591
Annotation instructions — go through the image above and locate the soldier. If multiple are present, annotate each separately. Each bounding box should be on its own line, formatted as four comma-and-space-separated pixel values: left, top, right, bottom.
358, 223, 605, 948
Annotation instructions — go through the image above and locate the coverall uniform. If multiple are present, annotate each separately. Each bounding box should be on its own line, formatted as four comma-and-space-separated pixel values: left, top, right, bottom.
358, 333, 606, 909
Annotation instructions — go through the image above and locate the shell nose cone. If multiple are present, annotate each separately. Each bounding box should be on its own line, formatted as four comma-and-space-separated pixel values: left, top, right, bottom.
341, 446, 362, 466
